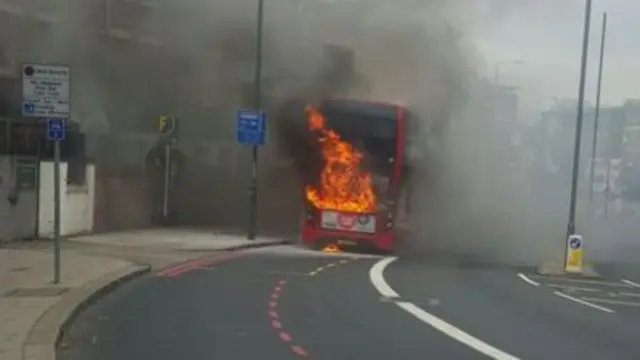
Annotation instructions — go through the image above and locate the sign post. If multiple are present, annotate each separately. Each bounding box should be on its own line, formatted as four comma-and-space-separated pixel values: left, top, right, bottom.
157, 115, 179, 222
565, 234, 584, 274
236, 110, 267, 240
22, 63, 70, 284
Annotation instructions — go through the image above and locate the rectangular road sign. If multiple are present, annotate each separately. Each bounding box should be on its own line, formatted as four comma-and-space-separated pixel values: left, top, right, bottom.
47, 118, 66, 141
565, 234, 584, 273
236, 110, 267, 146
22, 64, 70, 118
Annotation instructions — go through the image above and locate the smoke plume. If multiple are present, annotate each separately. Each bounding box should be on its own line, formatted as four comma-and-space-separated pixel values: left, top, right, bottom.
10, 0, 587, 265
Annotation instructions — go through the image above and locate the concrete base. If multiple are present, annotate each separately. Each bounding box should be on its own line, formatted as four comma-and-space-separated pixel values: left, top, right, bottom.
536, 261, 602, 279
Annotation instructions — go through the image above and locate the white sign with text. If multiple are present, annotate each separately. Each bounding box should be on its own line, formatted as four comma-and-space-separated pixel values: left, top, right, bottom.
22, 64, 70, 118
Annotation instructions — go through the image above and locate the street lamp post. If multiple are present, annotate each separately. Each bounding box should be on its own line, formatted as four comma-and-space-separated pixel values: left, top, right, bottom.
566, 0, 593, 242
588, 12, 608, 202
247, 0, 264, 240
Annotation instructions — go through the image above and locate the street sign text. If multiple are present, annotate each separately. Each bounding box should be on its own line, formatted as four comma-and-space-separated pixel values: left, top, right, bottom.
22, 64, 70, 118
236, 110, 267, 146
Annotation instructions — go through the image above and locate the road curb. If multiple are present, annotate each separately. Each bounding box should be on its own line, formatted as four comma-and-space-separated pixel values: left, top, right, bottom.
536, 261, 603, 279
177, 239, 294, 253
22, 264, 151, 360
153, 239, 295, 275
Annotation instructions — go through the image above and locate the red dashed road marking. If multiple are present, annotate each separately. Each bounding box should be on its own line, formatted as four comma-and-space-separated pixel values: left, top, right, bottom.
268, 280, 310, 358
291, 345, 308, 357
279, 332, 292, 342
157, 253, 244, 278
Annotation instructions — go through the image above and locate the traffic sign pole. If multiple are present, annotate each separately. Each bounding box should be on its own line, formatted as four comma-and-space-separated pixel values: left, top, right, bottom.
53, 138, 61, 284
23, 64, 70, 284
162, 143, 171, 222
157, 115, 179, 224
47, 118, 66, 284
566, 0, 592, 266
248, 0, 265, 241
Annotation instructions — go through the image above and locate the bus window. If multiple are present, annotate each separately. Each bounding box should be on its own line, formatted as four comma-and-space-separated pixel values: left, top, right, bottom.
404, 111, 422, 161
0, 119, 8, 154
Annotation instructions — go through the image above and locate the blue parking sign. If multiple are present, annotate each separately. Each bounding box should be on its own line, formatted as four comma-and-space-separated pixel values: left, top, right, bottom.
236, 110, 267, 146
47, 118, 66, 141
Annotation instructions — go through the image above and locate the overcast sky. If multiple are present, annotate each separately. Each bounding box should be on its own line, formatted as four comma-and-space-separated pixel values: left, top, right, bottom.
466, 0, 640, 109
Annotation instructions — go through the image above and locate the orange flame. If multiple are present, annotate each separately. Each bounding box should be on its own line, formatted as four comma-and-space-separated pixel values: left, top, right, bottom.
322, 244, 341, 253
304, 106, 376, 212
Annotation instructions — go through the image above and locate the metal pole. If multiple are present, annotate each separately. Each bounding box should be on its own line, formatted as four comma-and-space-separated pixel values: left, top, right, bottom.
53, 139, 61, 284
493, 63, 501, 84
588, 12, 608, 202
566, 0, 592, 241
248, 0, 264, 240
604, 159, 611, 221
162, 143, 171, 221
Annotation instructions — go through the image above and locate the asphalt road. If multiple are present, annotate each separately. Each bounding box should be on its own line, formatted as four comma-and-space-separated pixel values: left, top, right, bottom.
58, 246, 640, 360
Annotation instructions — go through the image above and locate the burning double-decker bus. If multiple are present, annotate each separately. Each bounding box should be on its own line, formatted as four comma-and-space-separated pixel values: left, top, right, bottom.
301, 99, 420, 253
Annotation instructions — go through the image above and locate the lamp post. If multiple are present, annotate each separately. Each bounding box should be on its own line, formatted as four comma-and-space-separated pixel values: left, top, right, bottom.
588, 12, 608, 202
566, 0, 593, 242
247, 0, 264, 240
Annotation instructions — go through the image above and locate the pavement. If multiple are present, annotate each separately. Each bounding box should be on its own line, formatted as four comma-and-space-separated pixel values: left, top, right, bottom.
68, 228, 292, 252
54, 245, 640, 360
0, 229, 289, 360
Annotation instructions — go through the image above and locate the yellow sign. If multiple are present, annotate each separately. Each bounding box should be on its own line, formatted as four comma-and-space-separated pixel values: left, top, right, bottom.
158, 115, 168, 133
565, 234, 584, 273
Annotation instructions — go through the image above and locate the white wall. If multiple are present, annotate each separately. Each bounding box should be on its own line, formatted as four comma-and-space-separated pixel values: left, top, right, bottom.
38, 161, 95, 238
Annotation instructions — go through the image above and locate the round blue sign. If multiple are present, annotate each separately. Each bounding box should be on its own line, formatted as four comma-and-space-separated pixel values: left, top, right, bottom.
569, 237, 582, 250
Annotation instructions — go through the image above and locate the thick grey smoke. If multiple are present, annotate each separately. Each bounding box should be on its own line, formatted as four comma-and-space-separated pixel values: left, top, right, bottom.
14, 0, 585, 264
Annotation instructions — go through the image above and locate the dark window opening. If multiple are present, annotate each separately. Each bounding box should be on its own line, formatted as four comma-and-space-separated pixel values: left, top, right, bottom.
62, 130, 87, 186
319, 105, 397, 161
0, 120, 7, 154
9, 122, 40, 156
317, 101, 399, 181
1, 119, 87, 185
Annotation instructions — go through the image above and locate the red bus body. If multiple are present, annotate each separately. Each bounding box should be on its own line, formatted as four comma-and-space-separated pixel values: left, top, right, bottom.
301, 99, 412, 254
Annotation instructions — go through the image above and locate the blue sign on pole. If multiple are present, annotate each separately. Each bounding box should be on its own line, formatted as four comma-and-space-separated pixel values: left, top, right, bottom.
47, 118, 66, 141
569, 237, 582, 250
236, 110, 267, 146
23, 103, 35, 115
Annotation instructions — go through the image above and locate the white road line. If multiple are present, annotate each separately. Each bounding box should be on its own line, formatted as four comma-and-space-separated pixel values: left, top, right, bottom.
369, 257, 520, 360
546, 284, 601, 293
553, 291, 615, 313
619, 292, 640, 298
622, 279, 640, 288
527, 275, 631, 288
581, 297, 640, 307
517, 273, 539, 286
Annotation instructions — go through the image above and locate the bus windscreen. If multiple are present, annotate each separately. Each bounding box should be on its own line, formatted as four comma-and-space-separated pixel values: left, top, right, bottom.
319, 105, 397, 161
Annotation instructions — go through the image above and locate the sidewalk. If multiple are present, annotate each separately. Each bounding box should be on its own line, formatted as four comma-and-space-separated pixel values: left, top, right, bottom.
1, 229, 291, 360
0, 247, 144, 360
69, 228, 292, 251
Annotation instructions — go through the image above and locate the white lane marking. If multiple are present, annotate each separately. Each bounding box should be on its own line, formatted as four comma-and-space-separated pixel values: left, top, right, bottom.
516, 273, 539, 286
546, 284, 601, 293
370, 257, 520, 360
553, 291, 615, 313
581, 297, 640, 307
369, 257, 400, 298
619, 292, 640, 298
622, 279, 640, 288
527, 275, 631, 288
